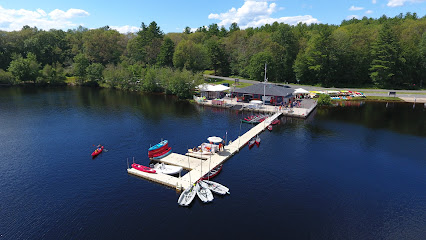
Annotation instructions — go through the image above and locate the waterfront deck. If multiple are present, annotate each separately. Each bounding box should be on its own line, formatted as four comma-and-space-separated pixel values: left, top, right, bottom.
127, 112, 282, 190
194, 96, 317, 118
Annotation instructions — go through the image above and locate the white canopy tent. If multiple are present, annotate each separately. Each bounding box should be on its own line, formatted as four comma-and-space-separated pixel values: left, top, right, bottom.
198, 84, 230, 92
293, 88, 310, 94
198, 84, 230, 99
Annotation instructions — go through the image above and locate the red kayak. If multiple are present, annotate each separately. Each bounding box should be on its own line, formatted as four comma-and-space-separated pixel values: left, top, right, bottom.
91, 146, 104, 157
132, 163, 156, 173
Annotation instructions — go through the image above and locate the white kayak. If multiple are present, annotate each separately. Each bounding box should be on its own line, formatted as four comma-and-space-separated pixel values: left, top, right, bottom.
152, 163, 182, 175
195, 182, 214, 203
177, 184, 196, 206
200, 180, 230, 195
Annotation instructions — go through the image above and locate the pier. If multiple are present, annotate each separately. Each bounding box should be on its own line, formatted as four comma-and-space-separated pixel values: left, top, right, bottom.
127, 112, 282, 190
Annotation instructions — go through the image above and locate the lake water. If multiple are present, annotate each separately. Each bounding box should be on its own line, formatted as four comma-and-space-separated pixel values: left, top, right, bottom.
0, 87, 425, 239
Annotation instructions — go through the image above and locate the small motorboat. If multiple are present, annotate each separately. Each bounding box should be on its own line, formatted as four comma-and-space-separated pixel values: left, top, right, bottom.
199, 180, 230, 195
248, 138, 256, 149
255, 135, 261, 146
91, 146, 104, 157
150, 147, 172, 159
267, 125, 273, 131
151, 163, 182, 175
131, 163, 156, 173
195, 182, 214, 203
178, 184, 197, 207
200, 164, 223, 180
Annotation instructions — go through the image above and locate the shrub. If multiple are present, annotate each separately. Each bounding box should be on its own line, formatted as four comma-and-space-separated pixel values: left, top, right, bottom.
317, 94, 332, 106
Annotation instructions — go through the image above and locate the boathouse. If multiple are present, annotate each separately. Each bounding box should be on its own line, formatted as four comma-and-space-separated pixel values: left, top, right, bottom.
231, 83, 294, 105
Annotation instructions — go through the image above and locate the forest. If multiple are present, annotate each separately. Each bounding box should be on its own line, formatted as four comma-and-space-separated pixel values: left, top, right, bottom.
0, 12, 425, 97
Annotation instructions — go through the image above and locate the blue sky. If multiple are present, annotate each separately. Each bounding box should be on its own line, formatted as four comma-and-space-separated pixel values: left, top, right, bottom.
0, 0, 425, 33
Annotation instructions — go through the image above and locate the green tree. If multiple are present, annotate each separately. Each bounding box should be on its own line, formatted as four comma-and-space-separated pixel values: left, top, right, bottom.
369, 23, 401, 88
83, 27, 125, 64
73, 53, 90, 83
156, 37, 175, 67
229, 22, 240, 33
184, 27, 191, 34
102, 64, 131, 89
40, 62, 66, 85
0, 69, 14, 84
246, 51, 273, 81
205, 38, 230, 75
271, 23, 298, 82
86, 63, 105, 82
7, 52, 40, 83
173, 40, 209, 71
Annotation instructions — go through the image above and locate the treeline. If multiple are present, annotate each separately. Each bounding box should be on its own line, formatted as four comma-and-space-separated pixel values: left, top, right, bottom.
0, 12, 425, 93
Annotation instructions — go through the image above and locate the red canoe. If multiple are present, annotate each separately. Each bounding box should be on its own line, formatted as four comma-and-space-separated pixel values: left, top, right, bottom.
150, 147, 172, 159
91, 146, 104, 157
132, 163, 156, 173
200, 164, 223, 180
148, 146, 171, 158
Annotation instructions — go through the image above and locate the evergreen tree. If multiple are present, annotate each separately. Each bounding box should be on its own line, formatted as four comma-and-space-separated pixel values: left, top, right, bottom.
157, 37, 175, 67
369, 23, 401, 88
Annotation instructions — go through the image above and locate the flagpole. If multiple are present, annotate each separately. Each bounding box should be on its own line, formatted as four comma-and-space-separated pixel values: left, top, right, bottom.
263, 63, 267, 105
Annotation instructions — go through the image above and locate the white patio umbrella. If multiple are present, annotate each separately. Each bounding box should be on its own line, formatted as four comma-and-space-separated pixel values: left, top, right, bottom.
207, 136, 223, 143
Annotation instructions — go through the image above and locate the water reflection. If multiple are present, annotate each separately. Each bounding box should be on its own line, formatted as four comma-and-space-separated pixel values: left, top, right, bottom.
316, 102, 426, 137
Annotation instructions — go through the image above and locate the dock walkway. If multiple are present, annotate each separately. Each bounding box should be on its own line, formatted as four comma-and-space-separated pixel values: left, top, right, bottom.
127, 112, 282, 190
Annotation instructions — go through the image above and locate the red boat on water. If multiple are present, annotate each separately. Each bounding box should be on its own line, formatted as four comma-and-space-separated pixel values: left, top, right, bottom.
248, 138, 256, 149
267, 125, 273, 131
91, 146, 103, 157
132, 163, 156, 173
200, 164, 223, 180
255, 135, 261, 146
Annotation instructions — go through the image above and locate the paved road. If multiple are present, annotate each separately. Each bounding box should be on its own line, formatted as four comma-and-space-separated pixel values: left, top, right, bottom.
204, 74, 426, 101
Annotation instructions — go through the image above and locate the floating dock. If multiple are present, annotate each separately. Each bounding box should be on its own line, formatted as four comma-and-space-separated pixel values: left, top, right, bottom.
127, 112, 282, 191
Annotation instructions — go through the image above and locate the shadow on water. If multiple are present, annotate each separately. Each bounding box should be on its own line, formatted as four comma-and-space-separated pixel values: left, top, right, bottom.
315, 102, 426, 137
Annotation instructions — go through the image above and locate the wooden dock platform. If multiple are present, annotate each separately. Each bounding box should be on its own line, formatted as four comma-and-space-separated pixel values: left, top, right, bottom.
127, 112, 282, 191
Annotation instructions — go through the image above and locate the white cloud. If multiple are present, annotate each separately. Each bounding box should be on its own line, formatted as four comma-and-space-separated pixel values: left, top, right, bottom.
49, 8, 89, 20
387, 0, 426, 7
110, 25, 139, 33
365, 10, 374, 14
372, 0, 377, 4
349, 6, 364, 11
0, 5, 89, 31
346, 15, 360, 20
208, 0, 319, 29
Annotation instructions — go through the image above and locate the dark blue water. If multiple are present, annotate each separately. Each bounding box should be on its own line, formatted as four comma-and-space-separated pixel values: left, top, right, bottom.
0, 87, 425, 239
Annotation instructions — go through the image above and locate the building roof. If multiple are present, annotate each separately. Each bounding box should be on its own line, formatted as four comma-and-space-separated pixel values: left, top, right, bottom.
233, 83, 294, 97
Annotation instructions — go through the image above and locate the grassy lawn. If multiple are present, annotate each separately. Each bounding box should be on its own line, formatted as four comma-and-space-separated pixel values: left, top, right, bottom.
204, 78, 252, 88
203, 70, 215, 75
